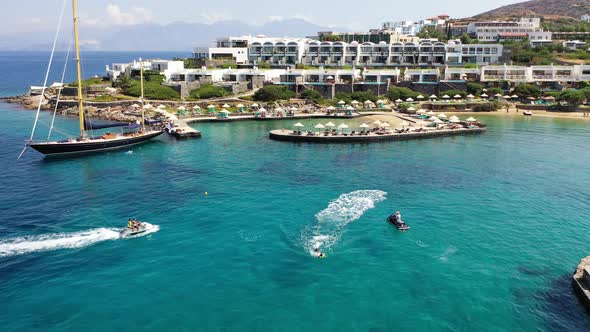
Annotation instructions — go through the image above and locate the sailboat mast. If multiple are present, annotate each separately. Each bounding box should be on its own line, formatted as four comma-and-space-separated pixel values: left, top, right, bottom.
140, 59, 145, 132
72, 0, 85, 138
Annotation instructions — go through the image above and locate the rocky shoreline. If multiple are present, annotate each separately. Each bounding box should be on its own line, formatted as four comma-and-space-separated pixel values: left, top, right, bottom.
2, 94, 142, 122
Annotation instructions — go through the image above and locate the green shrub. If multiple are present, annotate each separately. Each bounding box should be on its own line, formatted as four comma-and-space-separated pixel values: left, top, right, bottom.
122, 80, 180, 100
487, 87, 504, 96
558, 89, 585, 104
513, 83, 542, 98
301, 89, 323, 102
189, 84, 227, 99
472, 101, 501, 112
257, 61, 271, 69
253, 85, 295, 101
386, 87, 420, 101
440, 89, 467, 98
467, 83, 484, 95
334, 91, 378, 104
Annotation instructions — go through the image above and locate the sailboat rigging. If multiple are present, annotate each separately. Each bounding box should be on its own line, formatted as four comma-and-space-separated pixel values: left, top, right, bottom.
26, 0, 163, 156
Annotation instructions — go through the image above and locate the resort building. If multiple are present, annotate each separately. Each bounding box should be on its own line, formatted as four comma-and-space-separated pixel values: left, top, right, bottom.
247, 37, 312, 66
443, 67, 481, 81
468, 17, 552, 46
106, 59, 184, 81
301, 41, 502, 67
316, 30, 419, 44
445, 42, 504, 65
404, 68, 440, 83
194, 35, 313, 67
563, 40, 588, 50
480, 64, 590, 85
382, 15, 449, 35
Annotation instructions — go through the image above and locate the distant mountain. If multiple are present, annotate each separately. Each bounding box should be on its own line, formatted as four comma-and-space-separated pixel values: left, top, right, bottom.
0, 19, 344, 51
473, 0, 590, 20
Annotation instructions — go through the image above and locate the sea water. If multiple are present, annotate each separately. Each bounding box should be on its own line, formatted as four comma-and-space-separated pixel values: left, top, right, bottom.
1, 53, 590, 331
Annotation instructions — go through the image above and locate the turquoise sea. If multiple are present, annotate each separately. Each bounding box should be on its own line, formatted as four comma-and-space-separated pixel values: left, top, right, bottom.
1, 52, 590, 331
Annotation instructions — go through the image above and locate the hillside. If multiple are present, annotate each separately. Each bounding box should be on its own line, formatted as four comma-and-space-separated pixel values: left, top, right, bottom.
473, 0, 590, 20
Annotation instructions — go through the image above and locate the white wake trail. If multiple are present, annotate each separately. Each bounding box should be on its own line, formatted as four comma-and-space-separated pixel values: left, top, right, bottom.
303, 190, 387, 256
0, 223, 159, 257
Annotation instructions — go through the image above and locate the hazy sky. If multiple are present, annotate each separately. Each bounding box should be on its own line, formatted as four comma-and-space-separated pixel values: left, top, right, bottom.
2, 0, 525, 32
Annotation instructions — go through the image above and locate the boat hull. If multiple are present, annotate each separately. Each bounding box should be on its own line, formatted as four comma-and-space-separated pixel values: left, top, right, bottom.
29, 131, 163, 156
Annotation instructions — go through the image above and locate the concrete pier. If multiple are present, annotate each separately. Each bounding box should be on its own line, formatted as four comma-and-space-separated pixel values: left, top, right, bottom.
269, 127, 486, 143
167, 121, 202, 139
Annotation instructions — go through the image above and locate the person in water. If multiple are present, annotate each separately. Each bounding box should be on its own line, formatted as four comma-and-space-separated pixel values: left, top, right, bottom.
313, 247, 326, 258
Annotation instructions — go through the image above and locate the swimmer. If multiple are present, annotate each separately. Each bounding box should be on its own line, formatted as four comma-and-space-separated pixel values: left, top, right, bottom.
313, 247, 326, 258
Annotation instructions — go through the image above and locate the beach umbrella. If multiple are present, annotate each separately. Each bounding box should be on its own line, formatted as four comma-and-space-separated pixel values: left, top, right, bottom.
454, 94, 462, 99
345, 105, 355, 111
338, 100, 346, 105
417, 95, 424, 99
480, 93, 488, 98
442, 95, 450, 99
192, 105, 201, 110
236, 103, 244, 108
360, 123, 370, 128
259, 107, 267, 113
503, 95, 511, 99
364, 100, 373, 105
131, 103, 140, 108
511, 94, 519, 99
326, 106, 336, 111
207, 104, 215, 109
220, 109, 230, 113
494, 93, 503, 98
314, 123, 326, 129
293, 122, 305, 127
222, 103, 231, 108
337, 123, 349, 129
438, 113, 447, 118
157, 104, 166, 109
426, 111, 436, 116
449, 115, 460, 121
325, 122, 336, 128
449, 118, 461, 123
177, 106, 186, 111
545, 96, 555, 100
351, 100, 360, 105
290, 106, 298, 112
429, 116, 440, 121
275, 107, 284, 112
395, 99, 403, 103
143, 103, 153, 109
407, 107, 416, 112
466, 117, 477, 122
467, 94, 475, 99
416, 109, 426, 114
430, 94, 437, 99
326, 75, 334, 80
406, 98, 414, 102
433, 118, 445, 124
527, 97, 536, 100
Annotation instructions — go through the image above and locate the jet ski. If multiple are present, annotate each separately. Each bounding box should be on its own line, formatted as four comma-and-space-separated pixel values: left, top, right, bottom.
387, 215, 410, 231
120, 221, 149, 237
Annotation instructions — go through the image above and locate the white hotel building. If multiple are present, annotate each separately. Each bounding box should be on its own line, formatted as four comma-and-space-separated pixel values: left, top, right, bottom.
196, 36, 504, 67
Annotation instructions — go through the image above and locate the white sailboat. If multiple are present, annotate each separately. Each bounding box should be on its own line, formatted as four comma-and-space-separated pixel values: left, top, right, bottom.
26, 0, 163, 156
